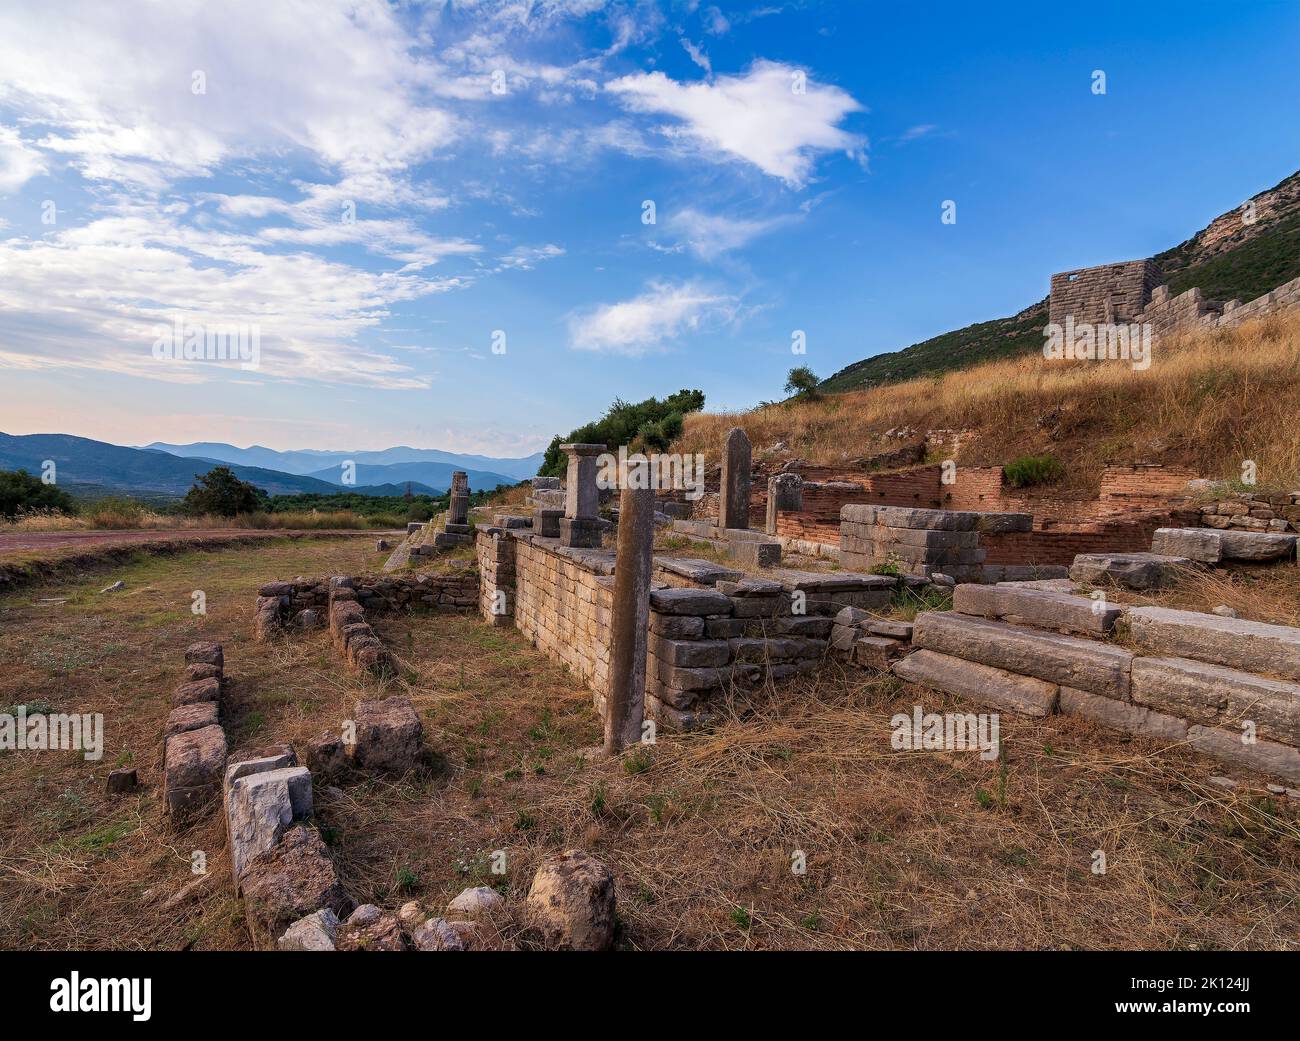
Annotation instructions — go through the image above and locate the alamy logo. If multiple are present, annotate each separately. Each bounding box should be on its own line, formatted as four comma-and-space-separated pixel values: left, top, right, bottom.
151, 316, 260, 370
50, 973, 151, 1021
596, 447, 705, 501
891, 706, 1000, 761
1043, 317, 1152, 371
0, 706, 103, 760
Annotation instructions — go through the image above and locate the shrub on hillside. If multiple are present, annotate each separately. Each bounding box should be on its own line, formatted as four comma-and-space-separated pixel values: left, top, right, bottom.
1004, 454, 1066, 488
539, 390, 706, 477
784, 365, 821, 401
0, 469, 75, 520
180, 466, 268, 517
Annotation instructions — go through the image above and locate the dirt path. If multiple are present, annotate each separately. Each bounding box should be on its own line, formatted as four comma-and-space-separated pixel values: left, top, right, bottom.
0, 527, 397, 556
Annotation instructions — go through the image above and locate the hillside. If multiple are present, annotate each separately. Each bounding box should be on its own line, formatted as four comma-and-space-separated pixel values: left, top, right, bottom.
304, 461, 517, 494
821, 169, 1300, 393
678, 310, 1300, 493
0, 433, 426, 499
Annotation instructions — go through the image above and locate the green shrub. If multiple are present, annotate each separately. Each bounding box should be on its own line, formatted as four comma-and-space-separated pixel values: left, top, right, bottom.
539, 389, 706, 477
0, 469, 75, 520
1003, 454, 1065, 488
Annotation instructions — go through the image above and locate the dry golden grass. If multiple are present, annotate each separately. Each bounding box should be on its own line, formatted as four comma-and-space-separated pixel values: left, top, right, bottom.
2, 536, 1297, 950
678, 312, 1300, 493
0, 506, 404, 534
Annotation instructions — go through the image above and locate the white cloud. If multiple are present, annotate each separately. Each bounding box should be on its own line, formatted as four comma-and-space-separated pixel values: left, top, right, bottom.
663, 206, 793, 260
605, 60, 866, 187
898, 123, 937, 143
0, 125, 46, 193
568, 281, 737, 355
680, 37, 712, 74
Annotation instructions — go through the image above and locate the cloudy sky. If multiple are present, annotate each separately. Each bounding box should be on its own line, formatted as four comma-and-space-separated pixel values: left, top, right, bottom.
0, 0, 1296, 456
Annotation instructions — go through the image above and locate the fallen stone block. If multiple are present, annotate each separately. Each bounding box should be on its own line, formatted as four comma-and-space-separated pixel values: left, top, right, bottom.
853, 635, 902, 670
655, 557, 743, 585
526, 849, 616, 951
1186, 725, 1300, 784
106, 767, 138, 794
1069, 551, 1198, 590
164, 724, 227, 819
277, 908, 340, 951
953, 583, 1121, 636
1126, 606, 1300, 681
1151, 527, 1223, 563
226, 764, 313, 885
241, 826, 352, 940
305, 729, 349, 779
1058, 686, 1187, 741
353, 697, 424, 773
1218, 529, 1298, 562
1131, 657, 1300, 745
893, 649, 1058, 717
912, 611, 1132, 698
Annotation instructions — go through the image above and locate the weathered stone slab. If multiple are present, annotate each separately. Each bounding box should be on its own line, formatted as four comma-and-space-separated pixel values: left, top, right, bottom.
173, 676, 220, 707
649, 587, 732, 616
852, 635, 901, 669
1186, 725, 1300, 783
241, 825, 351, 938
1217, 529, 1297, 562
953, 583, 1121, 635
867, 619, 914, 639
912, 611, 1132, 698
1126, 606, 1300, 681
1151, 527, 1223, 563
648, 612, 705, 639
1058, 686, 1188, 741
353, 698, 424, 773
165, 701, 219, 739
841, 505, 1030, 532
893, 649, 1059, 717
648, 634, 730, 668
654, 557, 742, 585
1069, 551, 1197, 590
1131, 656, 1300, 744
164, 724, 227, 818
226, 765, 313, 884
716, 577, 783, 596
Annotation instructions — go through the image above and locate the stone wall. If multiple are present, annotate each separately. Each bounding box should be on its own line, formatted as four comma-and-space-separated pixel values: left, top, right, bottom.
1193, 491, 1300, 533
1048, 259, 1161, 327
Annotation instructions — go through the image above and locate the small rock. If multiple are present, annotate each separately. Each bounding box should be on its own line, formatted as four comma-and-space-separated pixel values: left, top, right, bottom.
412, 916, 466, 951
1211, 605, 1239, 618
930, 573, 956, 588
447, 886, 503, 918
346, 904, 382, 928
106, 767, 138, 794
297, 609, 320, 628
100, 580, 125, 593
376, 539, 391, 551
1266, 783, 1286, 795
1208, 775, 1238, 790
337, 910, 406, 951
277, 909, 339, 951
398, 901, 425, 931
526, 849, 616, 952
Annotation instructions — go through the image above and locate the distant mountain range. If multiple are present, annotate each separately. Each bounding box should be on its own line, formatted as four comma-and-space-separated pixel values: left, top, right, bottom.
820, 168, 1300, 392
0, 432, 528, 499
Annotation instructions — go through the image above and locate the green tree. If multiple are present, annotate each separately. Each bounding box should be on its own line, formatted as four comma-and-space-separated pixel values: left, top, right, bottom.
784, 365, 821, 401
539, 389, 706, 477
0, 469, 76, 519
180, 466, 267, 517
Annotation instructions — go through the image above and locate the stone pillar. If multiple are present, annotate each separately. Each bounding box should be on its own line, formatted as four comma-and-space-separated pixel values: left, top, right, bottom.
765, 473, 803, 535
605, 485, 654, 755
560, 443, 605, 548
448, 470, 470, 531
718, 427, 752, 531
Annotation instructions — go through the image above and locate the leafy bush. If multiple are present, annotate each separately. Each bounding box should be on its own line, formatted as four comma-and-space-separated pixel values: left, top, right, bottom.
0, 469, 75, 520
539, 389, 706, 477
784, 365, 820, 400
1003, 454, 1065, 488
180, 466, 268, 517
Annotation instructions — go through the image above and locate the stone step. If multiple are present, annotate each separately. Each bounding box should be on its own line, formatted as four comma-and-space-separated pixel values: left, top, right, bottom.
1131, 656, 1300, 746
840, 505, 1031, 532
1125, 606, 1300, 682
912, 611, 1132, 698
893, 648, 1058, 716
1152, 526, 1298, 564
953, 583, 1121, 636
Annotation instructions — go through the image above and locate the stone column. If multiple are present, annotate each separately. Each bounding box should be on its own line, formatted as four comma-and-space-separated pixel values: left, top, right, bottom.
718, 426, 752, 531
605, 485, 654, 755
765, 473, 803, 535
560, 443, 605, 548
448, 470, 470, 531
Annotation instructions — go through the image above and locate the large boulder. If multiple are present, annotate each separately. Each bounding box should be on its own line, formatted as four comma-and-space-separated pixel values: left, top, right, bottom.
352, 698, 423, 774
526, 850, 616, 951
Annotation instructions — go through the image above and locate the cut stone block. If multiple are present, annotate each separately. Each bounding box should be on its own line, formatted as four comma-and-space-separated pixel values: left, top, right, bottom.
648, 612, 706, 639
1058, 686, 1188, 741
165, 700, 219, 739
953, 583, 1121, 636
649, 587, 732, 616
648, 635, 730, 668
1131, 656, 1300, 745
912, 611, 1132, 698
241, 825, 351, 939
226, 765, 313, 884
1151, 527, 1223, 563
1069, 552, 1197, 590
172, 677, 221, 707
655, 557, 742, 585
852, 635, 901, 670
866, 619, 914, 639
164, 724, 227, 819
353, 698, 424, 773
893, 649, 1059, 717
185, 641, 224, 669
1126, 606, 1300, 681
1218, 529, 1297, 562
1186, 725, 1300, 784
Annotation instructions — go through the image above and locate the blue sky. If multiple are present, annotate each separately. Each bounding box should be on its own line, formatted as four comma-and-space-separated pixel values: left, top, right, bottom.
0, 0, 1297, 457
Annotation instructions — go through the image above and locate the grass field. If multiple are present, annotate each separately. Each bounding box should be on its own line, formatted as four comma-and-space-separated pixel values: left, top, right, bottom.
1, 537, 1297, 950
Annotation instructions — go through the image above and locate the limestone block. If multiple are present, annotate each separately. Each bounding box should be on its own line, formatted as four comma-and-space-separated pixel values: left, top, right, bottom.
1058, 686, 1187, 741
649, 587, 732, 615
1126, 606, 1300, 681
893, 649, 1059, 717
953, 583, 1121, 636
226, 765, 312, 884
526, 850, 616, 951
1150, 527, 1223, 564
1069, 552, 1197, 590
1131, 656, 1300, 744
1186, 725, 1300, 783
165, 701, 219, 739
352, 698, 424, 773
172, 676, 220, 707
164, 724, 227, 818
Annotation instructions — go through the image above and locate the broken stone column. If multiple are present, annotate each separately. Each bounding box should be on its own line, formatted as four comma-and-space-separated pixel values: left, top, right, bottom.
765, 472, 803, 535
718, 427, 752, 531
605, 485, 655, 754
447, 470, 470, 531
560, 443, 605, 548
